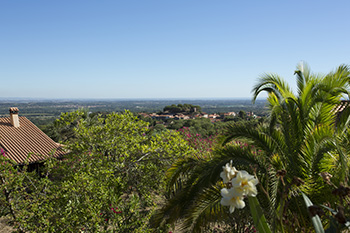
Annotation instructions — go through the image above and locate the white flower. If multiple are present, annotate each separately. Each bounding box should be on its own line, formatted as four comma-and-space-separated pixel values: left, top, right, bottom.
220, 160, 238, 184
220, 187, 246, 213
231, 170, 259, 197
220, 168, 259, 213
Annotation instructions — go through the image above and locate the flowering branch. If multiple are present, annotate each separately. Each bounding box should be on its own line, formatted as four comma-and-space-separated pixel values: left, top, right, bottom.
219, 161, 272, 232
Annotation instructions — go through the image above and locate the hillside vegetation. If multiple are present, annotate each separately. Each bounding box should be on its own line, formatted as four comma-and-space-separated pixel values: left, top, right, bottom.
2, 63, 350, 232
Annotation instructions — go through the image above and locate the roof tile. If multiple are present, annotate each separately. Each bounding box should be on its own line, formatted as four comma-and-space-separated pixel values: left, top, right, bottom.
0, 116, 65, 164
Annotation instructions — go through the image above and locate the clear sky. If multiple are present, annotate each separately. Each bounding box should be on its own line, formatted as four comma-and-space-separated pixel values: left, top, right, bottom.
1, 1, 349, 99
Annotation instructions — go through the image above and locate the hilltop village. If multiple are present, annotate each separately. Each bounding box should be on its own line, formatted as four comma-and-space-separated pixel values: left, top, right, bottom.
137, 104, 259, 132
139, 109, 257, 122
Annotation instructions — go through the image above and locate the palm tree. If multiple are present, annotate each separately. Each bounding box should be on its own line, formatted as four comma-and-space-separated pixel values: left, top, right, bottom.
151, 63, 350, 232
222, 63, 350, 230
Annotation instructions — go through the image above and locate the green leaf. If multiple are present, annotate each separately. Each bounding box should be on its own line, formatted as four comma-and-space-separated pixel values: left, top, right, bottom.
320, 204, 337, 215
247, 196, 272, 233
301, 192, 325, 233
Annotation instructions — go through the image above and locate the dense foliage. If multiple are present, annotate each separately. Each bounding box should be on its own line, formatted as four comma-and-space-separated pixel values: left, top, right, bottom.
152, 63, 350, 232
0, 111, 194, 232
3, 63, 350, 232
163, 104, 202, 114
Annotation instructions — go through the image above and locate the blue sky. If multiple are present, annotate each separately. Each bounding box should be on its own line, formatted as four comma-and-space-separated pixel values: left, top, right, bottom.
1, 1, 349, 99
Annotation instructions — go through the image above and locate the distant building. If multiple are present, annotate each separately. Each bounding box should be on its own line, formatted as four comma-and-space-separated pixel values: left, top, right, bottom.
227, 112, 236, 116
209, 114, 220, 119
0, 108, 66, 164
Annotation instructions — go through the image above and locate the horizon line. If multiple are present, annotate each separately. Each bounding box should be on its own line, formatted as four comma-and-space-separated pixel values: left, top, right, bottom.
0, 97, 267, 101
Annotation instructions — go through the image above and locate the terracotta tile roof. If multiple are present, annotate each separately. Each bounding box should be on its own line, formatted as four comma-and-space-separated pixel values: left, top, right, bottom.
0, 116, 66, 164
9, 107, 19, 112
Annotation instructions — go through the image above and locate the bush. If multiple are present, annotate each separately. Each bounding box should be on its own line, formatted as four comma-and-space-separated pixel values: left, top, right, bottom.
0, 111, 194, 232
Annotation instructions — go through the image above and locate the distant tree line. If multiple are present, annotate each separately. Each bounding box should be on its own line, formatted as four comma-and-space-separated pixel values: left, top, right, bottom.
163, 104, 201, 114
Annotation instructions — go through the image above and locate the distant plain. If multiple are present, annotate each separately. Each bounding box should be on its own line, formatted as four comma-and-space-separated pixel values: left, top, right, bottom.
0, 98, 268, 127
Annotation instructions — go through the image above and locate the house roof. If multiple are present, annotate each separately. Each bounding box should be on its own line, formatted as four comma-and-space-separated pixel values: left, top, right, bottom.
9, 107, 19, 112
0, 116, 65, 164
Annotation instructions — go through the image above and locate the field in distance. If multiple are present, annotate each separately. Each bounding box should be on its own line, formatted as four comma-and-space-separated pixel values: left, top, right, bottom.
0, 98, 268, 127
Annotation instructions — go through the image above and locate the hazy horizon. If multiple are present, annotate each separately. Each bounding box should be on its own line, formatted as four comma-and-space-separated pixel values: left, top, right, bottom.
0, 96, 267, 102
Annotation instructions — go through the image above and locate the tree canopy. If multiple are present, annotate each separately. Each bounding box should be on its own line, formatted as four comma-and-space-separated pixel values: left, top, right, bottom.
0, 110, 195, 232
163, 103, 201, 114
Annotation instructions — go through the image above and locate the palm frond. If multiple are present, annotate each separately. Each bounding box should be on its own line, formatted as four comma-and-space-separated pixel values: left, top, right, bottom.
252, 73, 293, 104
223, 122, 285, 157
180, 184, 224, 232
156, 63, 350, 232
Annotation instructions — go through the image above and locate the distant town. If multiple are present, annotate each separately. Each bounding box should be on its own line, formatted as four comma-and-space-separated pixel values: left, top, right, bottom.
0, 99, 268, 129
139, 110, 258, 123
